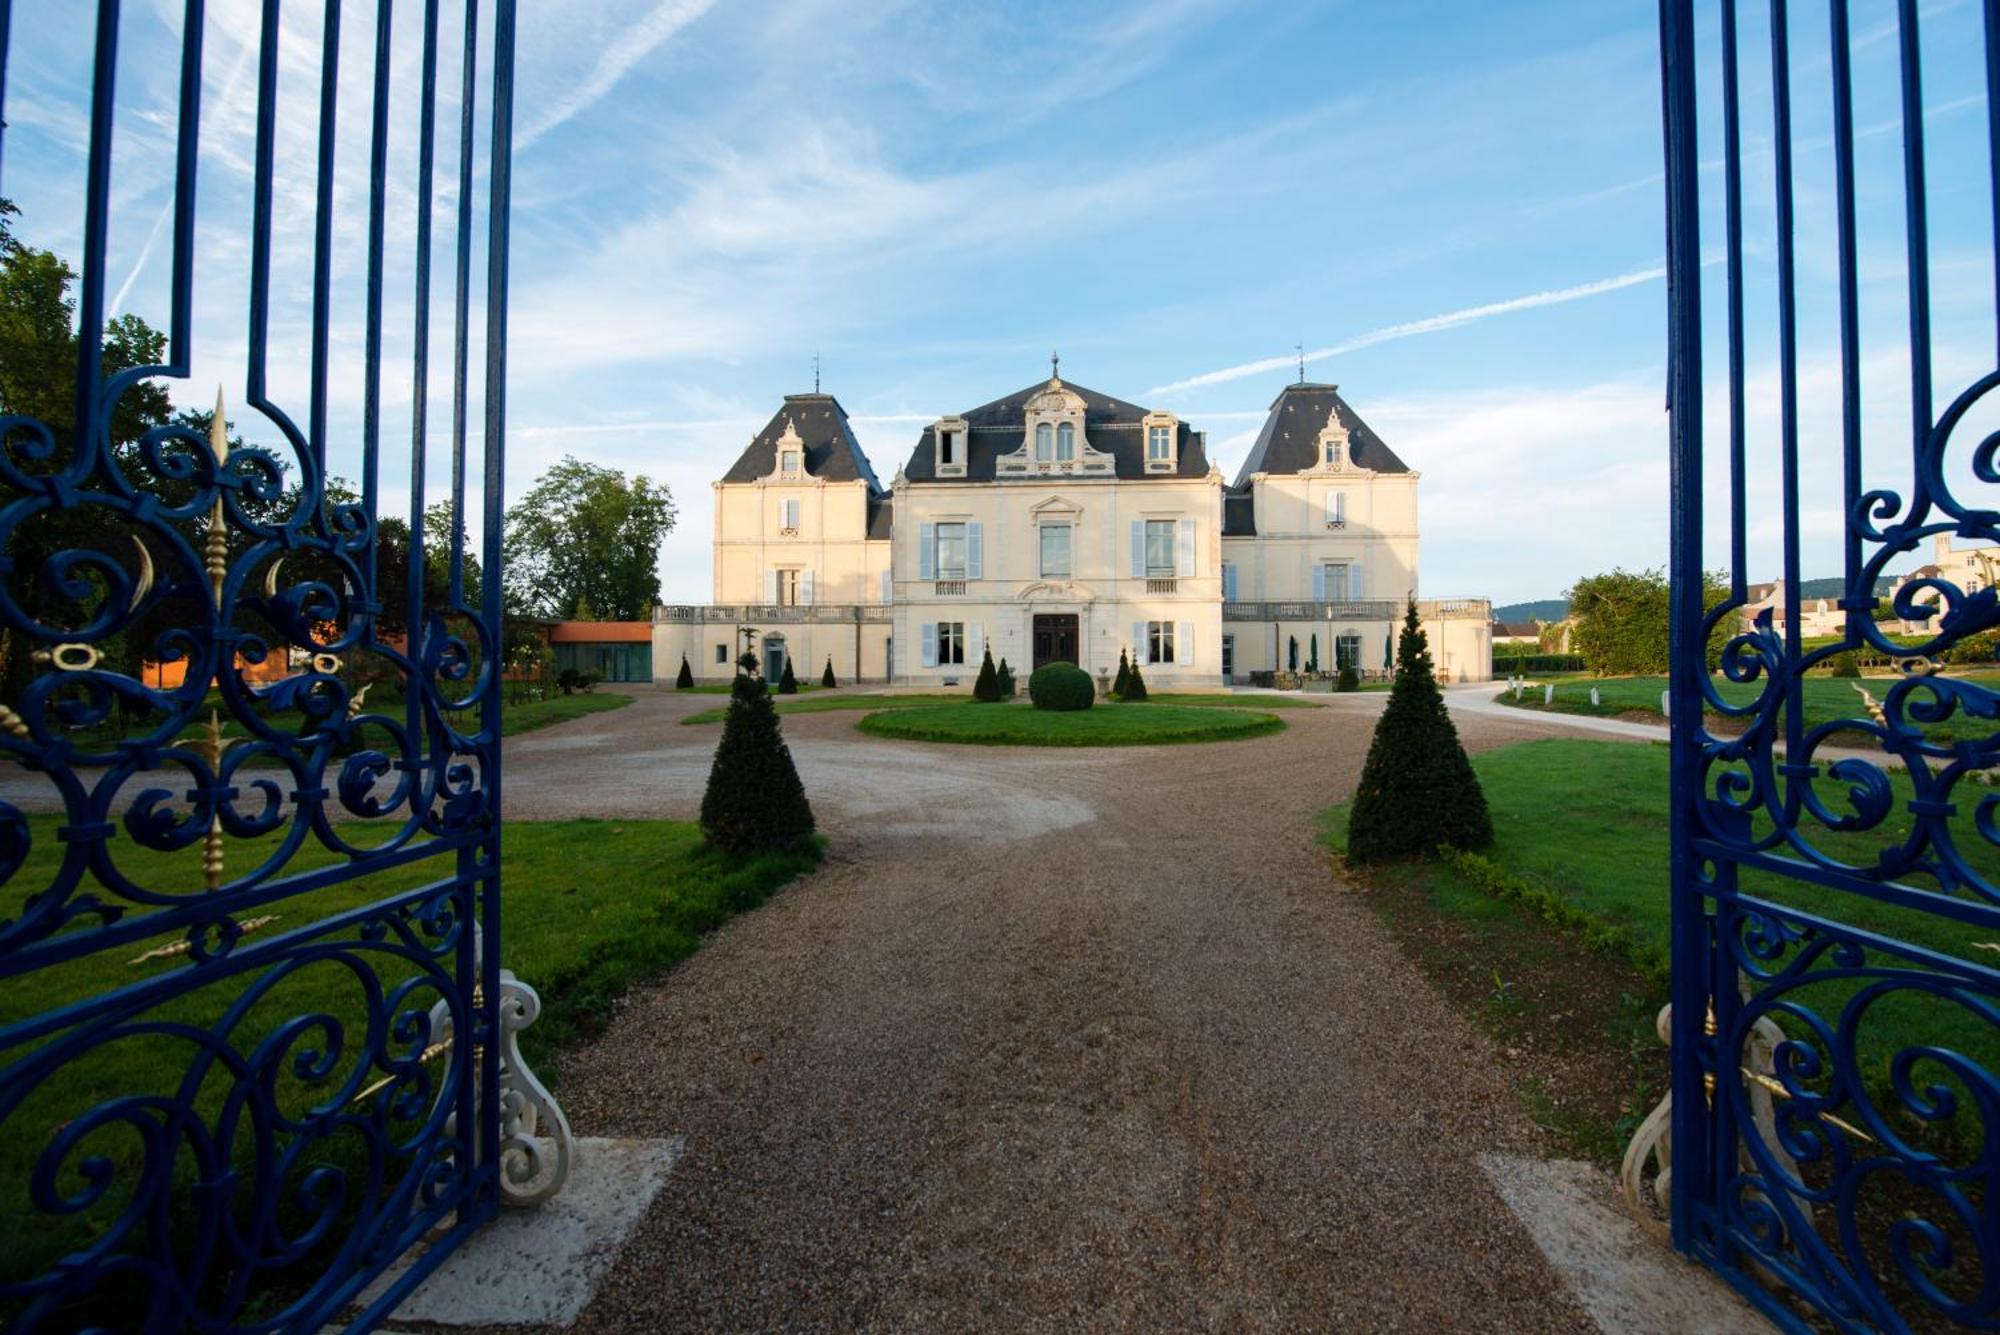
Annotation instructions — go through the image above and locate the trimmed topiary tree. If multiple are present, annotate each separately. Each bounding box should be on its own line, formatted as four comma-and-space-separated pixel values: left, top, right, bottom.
1113, 649, 1131, 698
699, 652, 815, 854
1337, 662, 1359, 692
1829, 652, 1859, 678
1028, 661, 1095, 711
778, 658, 798, 694
1122, 659, 1149, 701
1347, 599, 1493, 863
822, 656, 838, 688
676, 653, 694, 689
997, 658, 1016, 698
973, 646, 1003, 701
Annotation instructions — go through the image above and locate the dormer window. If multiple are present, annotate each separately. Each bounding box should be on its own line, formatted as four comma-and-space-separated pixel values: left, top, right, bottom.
1142, 411, 1178, 473
1314, 408, 1352, 472
934, 416, 968, 477
1057, 422, 1076, 461
781, 449, 801, 476
1035, 422, 1053, 461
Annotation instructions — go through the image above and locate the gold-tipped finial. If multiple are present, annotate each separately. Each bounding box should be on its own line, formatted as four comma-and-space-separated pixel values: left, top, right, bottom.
201, 709, 226, 892
205, 387, 230, 606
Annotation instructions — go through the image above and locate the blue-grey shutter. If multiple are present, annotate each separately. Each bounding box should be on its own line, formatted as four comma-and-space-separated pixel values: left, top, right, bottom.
800, 568, 814, 605
766, 569, 779, 603
1178, 620, 1193, 667
967, 522, 984, 580
1176, 517, 1195, 577
921, 622, 937, 667
1134, 620, 1148, 666
1350, 558, 1362, 600
1312, 564, 1325, 602
918, 523, 935, 580
1130, 521, 1144, 578
880, 569, 892, 605
967, 623, 983, 667
1223, 562, 1238, 601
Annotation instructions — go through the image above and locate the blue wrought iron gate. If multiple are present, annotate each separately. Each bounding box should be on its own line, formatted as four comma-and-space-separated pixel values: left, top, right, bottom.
0, 1, 520, 1329
1662, 1, 2000, 1327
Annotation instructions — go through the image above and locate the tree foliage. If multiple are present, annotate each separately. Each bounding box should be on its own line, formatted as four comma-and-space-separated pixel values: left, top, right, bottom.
972, 646, 1002, 701
700, 652, 815, 854
1113, 648, 1130, 698
1347, 600, 1493, 863
504, 455, 675, 620
1566, 567, 1729, 676
677, 653, 695, 688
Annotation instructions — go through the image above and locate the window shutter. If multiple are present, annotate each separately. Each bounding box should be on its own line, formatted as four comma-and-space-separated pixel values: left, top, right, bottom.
1176, 517, 1195, 577
921, 622, 937, 667
766, 569, 778, 603
801, 568, 814, 605
967, 522, 984, 580
1223, 562, 1238, 601
1178, 620, 1194, 667
880, 569, 892, 605
1350, 558, 1362, 600
1130, 521, 1144, 578
1336, 491, 1347, 524
968, 623, 983, 666
1312, 564, 1325, 602
918, 523, 935, 580
1134, 620, 1148, 666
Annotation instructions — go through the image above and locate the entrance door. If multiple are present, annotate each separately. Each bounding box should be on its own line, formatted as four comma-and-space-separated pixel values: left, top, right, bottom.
1032, 614, 1079, 669
765, 640, 788, 683
1222, 633, 1235, 683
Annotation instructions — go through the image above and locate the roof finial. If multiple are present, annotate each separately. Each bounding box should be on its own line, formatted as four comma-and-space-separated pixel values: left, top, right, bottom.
813, 350, 820, 394
1050, 349, 1060, 382
1297, 343, 1305, 384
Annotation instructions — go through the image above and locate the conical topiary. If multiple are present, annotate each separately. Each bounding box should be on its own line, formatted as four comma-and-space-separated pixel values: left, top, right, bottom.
973, 646, 1002, 701
822, 656, 837, 688
997, 657, 1016, 698
1347, 599, 1492, 863
675, 653, 694, 689
1113, 649, 1131, 698
778, 658, 798, 694
700, 653, 815, 854
1123, 658, 1149, 701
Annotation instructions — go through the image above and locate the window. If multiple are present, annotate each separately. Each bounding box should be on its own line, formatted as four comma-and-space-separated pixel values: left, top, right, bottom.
1144, 519, 1176, 577
1222, 561, 1238, 601
1148, 425, 1172, 462
781, 449, 801, 475
1324, 439, 1343, 468
937, 621, 965, 665
1322, 563, 1350, 601
777, 569, 801, 606
1148, 620, 1177, 664
1326, 491, 1347, 527
1035, 422, 1053, 461
1056, 421, 1076, 461
715, 644, 728, 664
1337, 632, 1363, 669
935, 522, 967, 580
940, 429, 957, 465
780, 496, 800, 531
1040, 524, 1073, 577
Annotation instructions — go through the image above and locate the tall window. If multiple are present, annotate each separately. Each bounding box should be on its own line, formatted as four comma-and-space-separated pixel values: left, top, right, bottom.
1323, 563, 1350, 601
781, 449, 801, 475
1040, 524, 1073, 577
939, 429, 957, 465
934, 522, 967, 580
1147, 620, 1177, 664
1336, 632, 1362, 670
1056, 421, 1076, 461
777, 569, 801, 606
1148, 425, 1172, 462
715, 643, 728, 664
937, 621, 965, 665
1035, 422, 1053, 461
1145, 519, 1176, 576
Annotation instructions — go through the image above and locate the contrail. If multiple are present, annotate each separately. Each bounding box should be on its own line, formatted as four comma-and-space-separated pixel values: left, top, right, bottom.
518, 0, 718, 149
1145, 263, 1666, 397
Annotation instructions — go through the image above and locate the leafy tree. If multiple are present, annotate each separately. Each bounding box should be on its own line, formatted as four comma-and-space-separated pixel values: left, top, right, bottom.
1347, 600, 1492, 863
1337, 663, 1359, 692
1566, 567, 1729, 676
700, 651, 814, 854
504, 456, 675, 620
677, 653, 695, 688
1113, 649, 1131, 698
972, 646, 1001, 701
821, 656, 836, 689
777, 657, 798, 694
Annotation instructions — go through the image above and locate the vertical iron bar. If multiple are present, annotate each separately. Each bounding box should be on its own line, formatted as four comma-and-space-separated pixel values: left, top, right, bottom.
1659, 0, 1711, 1257
1901, 0, 1933, 474
362, 0, 393, 633
246, 0, 281, 441
1831, 1, 1863, 630
308, 0, 343, 476
1721, 0, 1746, 601
1770, 0, 1804, 807
0, 0, 13, 188
410, 0, 440, 743
480, 0, 517, 1205
449, 0, 480, 604
165, 0, 206, 362
1988, 0, 2000, 364
74, 0, 122, 463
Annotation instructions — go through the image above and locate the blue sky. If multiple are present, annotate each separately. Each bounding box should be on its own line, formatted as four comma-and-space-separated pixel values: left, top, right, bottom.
5, 0, 1997, 605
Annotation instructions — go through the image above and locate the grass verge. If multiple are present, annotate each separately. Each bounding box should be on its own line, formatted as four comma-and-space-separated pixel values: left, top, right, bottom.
681, 692, 966, 725
856, 701, 1284, 746
503, 689, 632, 735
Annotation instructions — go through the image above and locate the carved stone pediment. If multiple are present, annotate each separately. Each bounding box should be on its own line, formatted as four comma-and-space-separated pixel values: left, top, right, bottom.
1017, 580, 1096, 603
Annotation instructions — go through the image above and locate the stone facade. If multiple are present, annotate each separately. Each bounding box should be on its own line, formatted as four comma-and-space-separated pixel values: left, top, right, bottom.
652, 371, 1491, 687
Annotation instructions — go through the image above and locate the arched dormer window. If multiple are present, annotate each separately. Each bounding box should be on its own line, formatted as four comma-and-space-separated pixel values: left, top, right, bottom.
1035, 422, 1053, 461
933, 415, 969, 478
1314, 408, 1352, 472
1056, 421, 1075, 461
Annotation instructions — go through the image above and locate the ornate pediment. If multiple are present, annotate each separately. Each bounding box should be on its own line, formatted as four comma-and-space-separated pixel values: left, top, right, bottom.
1017, 579, 1096, 602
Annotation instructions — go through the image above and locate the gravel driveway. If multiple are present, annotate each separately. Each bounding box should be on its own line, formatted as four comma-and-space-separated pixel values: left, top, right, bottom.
504, 689, 1599, 1331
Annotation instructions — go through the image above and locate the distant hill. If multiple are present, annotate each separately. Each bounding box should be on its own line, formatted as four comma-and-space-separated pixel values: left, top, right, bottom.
1795, 575, 1895, 599
1492, 598, 1567, 623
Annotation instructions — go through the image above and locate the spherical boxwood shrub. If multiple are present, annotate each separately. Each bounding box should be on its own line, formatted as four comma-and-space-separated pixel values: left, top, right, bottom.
1028, 661, 1095, 711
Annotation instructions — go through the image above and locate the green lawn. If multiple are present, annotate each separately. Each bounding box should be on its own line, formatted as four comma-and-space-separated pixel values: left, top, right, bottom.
1144, 691, 1328, 708
856, 700, 1284, 746
1495, 672, 2000, 745
503, 688, 632, 734
1324, 737, 2000, 1149
1, 817, 820, 1293
681, 692, 967, 725
674, 680, 822, 695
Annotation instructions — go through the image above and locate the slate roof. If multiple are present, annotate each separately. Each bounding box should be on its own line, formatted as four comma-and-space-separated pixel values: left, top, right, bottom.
1232, 382, 1409, 489
1222, 489, 1257, 536
901, 378, 1210, 483
866, 493, 893, 541
722, 393, 883, 491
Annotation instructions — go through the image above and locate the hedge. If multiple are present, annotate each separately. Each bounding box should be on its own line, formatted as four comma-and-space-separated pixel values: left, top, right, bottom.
1493, 652, 1586, 674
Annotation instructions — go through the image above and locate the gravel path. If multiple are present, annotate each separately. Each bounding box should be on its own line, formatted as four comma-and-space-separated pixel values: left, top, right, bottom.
501, 689, 1599, 1331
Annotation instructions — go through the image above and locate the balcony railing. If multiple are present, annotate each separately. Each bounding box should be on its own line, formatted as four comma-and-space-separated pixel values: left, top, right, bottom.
1223, 600, 1399, 621
934, 580, 967, 596
1146, 578, 1179, 595
655, 604, 893, 624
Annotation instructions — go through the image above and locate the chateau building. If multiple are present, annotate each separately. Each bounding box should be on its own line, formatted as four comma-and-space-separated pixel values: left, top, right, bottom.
651, 369, 1491, 687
